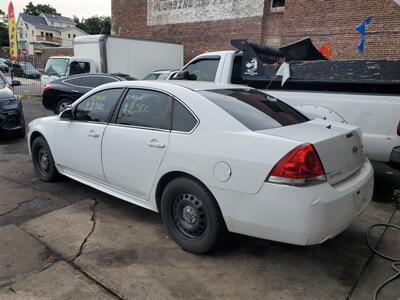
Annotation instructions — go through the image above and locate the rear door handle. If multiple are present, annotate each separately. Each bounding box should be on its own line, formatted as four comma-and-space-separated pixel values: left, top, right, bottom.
71, 90, 80, 93
88, 130, 100, 138
148, 139, 166, 148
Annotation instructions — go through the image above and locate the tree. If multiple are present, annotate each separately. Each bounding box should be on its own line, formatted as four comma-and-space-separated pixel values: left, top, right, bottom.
23, 2, 59, 16
74, 16, 111, 35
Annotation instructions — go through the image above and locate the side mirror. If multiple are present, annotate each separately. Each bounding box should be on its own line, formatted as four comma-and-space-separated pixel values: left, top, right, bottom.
11, 80, 21, 87
173, 71, 197, 81
60, 108, 73, 120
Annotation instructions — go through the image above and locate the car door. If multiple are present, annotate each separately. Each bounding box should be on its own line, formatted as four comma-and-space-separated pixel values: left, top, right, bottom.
102, 88, 172, 200
63, 76, 85, 100
54, 88, 123, 181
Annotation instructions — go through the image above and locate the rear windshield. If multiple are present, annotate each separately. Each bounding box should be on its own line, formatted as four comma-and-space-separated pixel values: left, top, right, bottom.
199, 89, 308, 131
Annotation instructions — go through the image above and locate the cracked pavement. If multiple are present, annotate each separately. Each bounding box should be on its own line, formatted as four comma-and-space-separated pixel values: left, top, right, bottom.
0, 99, 399, 299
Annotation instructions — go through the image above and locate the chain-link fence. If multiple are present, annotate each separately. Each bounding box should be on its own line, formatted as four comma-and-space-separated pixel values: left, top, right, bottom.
2, 55, 46, 96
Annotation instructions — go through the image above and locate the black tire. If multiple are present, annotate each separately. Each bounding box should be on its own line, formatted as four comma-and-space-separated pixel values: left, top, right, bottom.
31, 136, 60, 182
56, 99, 72, 114
161, 177, 226, 254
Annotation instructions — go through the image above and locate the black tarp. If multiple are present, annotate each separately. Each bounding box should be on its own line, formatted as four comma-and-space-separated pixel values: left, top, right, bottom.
230, 38, 400, 94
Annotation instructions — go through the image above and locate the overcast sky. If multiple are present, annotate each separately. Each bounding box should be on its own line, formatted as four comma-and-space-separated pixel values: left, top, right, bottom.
3, 0, 111, 19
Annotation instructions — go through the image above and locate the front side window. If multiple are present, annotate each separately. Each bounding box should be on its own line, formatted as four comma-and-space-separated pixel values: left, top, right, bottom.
183, 58, 220, 82
199, 89, 308, 131
116, 89, 171, 129
69, 61, 90, 76
74, 89, 123, 122
172, 100, 197, 132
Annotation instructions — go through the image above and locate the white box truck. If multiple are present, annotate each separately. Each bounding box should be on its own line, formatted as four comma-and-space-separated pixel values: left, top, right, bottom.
41, 35, 184, 86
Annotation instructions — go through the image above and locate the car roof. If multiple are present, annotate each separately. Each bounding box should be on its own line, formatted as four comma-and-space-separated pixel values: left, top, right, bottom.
98, 80, 252, 92
157, 80, 250, 91
62, 73, 123, 79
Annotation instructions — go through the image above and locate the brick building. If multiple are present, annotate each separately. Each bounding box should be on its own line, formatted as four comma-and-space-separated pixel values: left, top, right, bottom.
112, 0, 400, 62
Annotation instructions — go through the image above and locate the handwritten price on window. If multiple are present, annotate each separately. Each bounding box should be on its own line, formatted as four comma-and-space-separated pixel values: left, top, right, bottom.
122, 97, 150, 114
85, 95, 107, 112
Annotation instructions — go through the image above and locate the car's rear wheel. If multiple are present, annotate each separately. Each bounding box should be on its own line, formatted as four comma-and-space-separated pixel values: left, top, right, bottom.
161, 177, 225, 254
56, 99, 72, 114
31, 136, 60, 182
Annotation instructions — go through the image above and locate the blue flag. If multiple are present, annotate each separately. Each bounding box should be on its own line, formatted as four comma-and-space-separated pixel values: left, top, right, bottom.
356, 17, 373, 54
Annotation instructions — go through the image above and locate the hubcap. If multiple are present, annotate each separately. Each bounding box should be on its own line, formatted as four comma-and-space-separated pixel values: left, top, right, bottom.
182, 205, 197, 224
172, 193, 206, 239
37, 146, 50, 174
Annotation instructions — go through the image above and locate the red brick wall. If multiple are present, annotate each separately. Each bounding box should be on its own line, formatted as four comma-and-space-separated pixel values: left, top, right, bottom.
112, 0, 264, 62
112, 0, 400, 62
264, 0, 400, 60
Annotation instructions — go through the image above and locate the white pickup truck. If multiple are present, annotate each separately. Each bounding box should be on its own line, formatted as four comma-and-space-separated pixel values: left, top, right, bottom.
176, 50, 400, 166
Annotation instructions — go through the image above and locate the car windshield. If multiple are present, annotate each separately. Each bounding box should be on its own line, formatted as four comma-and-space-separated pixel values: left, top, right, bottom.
44, 58, 69, 77
199, 89, 309, 131
143, 73, 162, 80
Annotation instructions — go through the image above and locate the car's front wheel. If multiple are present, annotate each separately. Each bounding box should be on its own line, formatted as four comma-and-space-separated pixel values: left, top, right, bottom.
56, 99, 72, 114
161, 177, 226, 254
31, 136, 60, 182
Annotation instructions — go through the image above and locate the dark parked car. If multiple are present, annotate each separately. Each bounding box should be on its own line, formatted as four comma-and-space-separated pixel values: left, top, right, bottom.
0, 58, 9, 73
42, 73, 136, 114
12, 62, 41, 79
0, 73, 24, 138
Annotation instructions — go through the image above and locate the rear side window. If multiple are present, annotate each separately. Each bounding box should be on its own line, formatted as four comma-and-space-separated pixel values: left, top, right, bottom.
199, 89, 308, 131
100, 76, 119, 84
172, 100, 197, 132
64, 77, 81, 86
79, 76, 101, 88
74, 88, 123, 122
183, 58, 219, 82
116, 89, 171, 129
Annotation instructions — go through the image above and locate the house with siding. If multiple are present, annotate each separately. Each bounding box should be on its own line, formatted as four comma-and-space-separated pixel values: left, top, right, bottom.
17, 13, 88, 55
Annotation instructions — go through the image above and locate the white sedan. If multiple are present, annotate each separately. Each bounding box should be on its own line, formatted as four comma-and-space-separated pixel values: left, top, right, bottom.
28, 81, 374, 253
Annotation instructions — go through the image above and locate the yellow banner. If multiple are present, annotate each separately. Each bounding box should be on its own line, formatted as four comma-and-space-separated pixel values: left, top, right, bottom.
8, 2, 17, 60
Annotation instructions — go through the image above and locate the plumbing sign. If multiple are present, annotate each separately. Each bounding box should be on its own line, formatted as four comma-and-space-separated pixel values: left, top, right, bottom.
147, 0, 264, 25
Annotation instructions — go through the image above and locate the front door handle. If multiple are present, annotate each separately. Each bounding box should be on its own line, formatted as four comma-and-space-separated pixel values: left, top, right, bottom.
88, 130, 100, 138
148, 139, 166, 148
71, 90, 80, 93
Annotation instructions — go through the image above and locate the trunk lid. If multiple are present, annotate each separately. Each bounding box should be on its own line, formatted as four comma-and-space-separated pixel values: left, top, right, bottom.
258, 119, 365, 185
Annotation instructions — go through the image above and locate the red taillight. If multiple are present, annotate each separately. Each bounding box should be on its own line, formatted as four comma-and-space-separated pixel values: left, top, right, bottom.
397, 121, 400, 136
267, 143, 326, 186
43, 84, 52, 92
